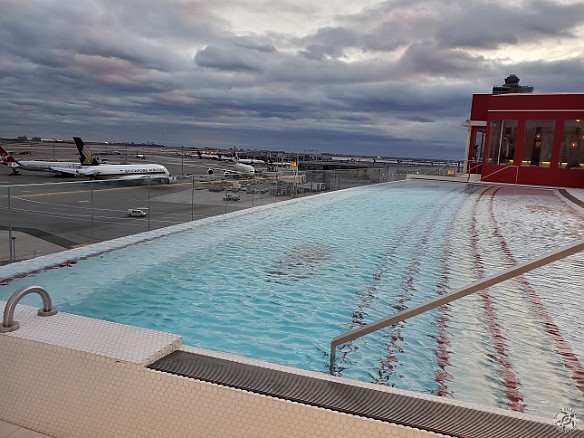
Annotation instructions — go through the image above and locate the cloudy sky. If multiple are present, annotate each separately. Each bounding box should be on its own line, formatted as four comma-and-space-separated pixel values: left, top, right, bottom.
1, 0, 583, 159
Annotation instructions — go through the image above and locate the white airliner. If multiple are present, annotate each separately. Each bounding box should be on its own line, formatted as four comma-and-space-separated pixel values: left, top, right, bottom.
206, 159, 256, 176
237, 158, 266, 165
196, 149, 257, 175
67, 137, 171, 180
197, 151, 266, 165
0, 145, 82, 175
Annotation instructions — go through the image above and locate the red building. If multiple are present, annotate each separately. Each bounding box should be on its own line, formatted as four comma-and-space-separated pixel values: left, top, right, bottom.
464, 92, 584, 188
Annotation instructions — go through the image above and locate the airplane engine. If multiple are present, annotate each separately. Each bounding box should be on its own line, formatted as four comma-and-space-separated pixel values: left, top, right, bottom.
207, 168, 214, 175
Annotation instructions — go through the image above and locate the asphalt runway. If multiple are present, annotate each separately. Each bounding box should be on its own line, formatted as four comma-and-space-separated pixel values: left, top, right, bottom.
0, 142, 293, 263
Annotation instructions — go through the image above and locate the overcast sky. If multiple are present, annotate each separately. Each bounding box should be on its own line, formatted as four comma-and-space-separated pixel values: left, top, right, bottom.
1, 0, 583, 159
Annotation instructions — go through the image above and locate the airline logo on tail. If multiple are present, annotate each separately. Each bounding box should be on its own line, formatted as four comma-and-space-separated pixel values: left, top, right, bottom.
72, 137, 99, 166
0, 146, 20, 167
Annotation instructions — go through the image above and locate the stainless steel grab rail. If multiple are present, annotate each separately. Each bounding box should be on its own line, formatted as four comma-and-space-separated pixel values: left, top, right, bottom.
474, 164, 519, 185
330, 239, 584, 374
1, 286, 58, 333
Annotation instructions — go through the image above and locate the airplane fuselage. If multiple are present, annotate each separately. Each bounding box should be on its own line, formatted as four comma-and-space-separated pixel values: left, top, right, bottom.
234, 162, 256, 174
73, 163, 171, 178
3, 159, 81, 172
21, 161, 81, 170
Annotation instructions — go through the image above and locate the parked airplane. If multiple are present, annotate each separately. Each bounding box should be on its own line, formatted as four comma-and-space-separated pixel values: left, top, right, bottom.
197, 149, 258, 175
0, 145, 82, 175
237, 158, 266, 165
62, 137, 172, 180
205, 159, 256, 176
196, 150, 221, 160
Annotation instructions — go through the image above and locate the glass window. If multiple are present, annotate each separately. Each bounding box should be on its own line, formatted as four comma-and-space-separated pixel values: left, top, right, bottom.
558, 119, 584, 169
487, 120, 517, 165
473, 129, 485, 161
522, 121, 554, 167
469, 129, 485, 172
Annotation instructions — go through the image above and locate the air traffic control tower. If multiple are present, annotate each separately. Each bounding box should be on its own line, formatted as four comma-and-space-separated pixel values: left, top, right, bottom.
492, 74, 534, 94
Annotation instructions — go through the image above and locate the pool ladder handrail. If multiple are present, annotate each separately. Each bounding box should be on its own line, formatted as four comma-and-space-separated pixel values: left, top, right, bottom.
1, 286, 58, 333
330, 239, 584, 374
472, 164, 520, 185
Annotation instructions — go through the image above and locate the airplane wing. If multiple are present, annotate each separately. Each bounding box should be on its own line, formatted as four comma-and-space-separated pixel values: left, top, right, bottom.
48, 167, 101, 177
48, 166, 80, 176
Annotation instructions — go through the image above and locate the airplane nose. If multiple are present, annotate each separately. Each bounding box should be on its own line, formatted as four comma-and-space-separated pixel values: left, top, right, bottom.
207, 168, 214, 175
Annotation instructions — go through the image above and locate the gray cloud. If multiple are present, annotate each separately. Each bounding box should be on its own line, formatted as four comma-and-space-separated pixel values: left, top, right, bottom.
0, 0, 582, 159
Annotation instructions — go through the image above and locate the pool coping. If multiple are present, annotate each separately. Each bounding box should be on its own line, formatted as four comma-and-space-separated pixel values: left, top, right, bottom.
0, 302, 564, 438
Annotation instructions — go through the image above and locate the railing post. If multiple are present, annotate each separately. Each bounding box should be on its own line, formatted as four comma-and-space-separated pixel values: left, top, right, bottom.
147, 179, 151, 231
191, 175, 195, 221
8, 186, 13, 262
90, 181, 94, 242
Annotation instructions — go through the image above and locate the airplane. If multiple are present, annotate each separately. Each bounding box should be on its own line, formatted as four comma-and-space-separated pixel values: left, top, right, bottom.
196, 150, 221, 161
0, 145, 83, 175
58, 137, 172, 180
237, 158, 266, 165
205, 158, 256, 176
196, 149, 257, 175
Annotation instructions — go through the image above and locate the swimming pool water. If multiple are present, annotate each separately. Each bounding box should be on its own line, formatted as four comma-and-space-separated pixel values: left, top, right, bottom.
1, 180, 583, 418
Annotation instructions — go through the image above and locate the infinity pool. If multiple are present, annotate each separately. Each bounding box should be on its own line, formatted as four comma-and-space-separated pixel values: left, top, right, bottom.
1, 180, 583, 418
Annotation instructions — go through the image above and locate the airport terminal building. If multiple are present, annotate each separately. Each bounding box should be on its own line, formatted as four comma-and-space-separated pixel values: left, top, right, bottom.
464, 76, 584, 188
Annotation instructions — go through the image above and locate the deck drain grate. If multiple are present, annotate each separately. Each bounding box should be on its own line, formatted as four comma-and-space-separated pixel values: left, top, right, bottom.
148, 351, 569, 438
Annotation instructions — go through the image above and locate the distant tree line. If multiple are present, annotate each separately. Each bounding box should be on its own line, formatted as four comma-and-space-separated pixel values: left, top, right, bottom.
5, 136, 41, 142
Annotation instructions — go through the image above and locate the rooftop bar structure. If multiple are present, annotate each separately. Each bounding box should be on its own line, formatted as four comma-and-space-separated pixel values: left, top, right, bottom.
464, 85, 584, 188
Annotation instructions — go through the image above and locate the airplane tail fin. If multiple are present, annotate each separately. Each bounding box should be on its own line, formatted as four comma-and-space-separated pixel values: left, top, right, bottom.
0, 146, 19, 165
73, 137, 99, 166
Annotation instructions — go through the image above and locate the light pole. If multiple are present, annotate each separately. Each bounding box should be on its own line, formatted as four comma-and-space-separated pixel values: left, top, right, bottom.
181, 146, 184, 175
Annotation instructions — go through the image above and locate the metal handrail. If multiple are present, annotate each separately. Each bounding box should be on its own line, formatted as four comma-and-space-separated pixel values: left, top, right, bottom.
465, 160, 482, 182
329, 239, 584, 374
1, 286, 58, 333
466, 159, 482, 173
478, 164, 519, 185
466, 162, 519, 185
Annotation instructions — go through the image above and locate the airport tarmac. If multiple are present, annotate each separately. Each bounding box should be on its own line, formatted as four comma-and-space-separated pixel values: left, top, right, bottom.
0, 141, 298, 264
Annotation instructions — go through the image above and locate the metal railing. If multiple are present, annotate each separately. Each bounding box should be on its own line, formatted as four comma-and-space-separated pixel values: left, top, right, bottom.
329, 239, 584, 374
478, 164, 519, 185
1, 285, 58, 333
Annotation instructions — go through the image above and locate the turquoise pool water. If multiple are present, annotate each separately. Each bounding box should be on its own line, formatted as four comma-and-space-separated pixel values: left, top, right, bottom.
1, 180, 583, 418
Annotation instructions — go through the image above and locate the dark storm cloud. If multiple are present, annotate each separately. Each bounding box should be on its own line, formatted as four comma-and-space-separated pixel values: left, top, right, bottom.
0, 0, 583, 159
435, 1, 584, 49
